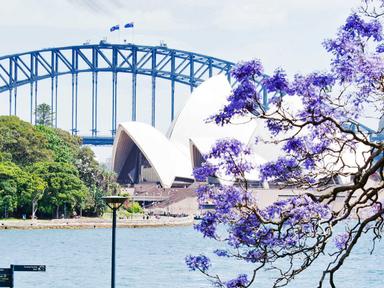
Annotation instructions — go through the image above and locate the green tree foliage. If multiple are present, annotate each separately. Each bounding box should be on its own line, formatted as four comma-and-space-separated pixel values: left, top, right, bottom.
0, 162, 45, 218
96, 166, 120, 195
0, 116, 119, 219
0, 162, 20, 216
75, 148, 120, 216
75, 147, 105, 216
84, 186, 107, 216
126, 202, 142, 214
0, 152, 12, 162
36, 125, 81, 163
30, 162, 88, 219
18, 172, 46, 220
35, 103, 54, 126
0, 116, 52, 166
75, 147, 99, 186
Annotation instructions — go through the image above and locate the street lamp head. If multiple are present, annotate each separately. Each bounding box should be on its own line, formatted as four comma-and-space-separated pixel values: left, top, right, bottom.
102, 196, 128, 209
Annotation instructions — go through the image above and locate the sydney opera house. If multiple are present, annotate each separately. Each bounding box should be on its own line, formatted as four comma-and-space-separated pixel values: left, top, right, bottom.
112, 75, 265, 189
111, 74, 370, 191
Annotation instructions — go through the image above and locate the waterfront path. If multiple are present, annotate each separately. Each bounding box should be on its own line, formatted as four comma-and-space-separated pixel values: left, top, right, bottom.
0, 215, 194, 230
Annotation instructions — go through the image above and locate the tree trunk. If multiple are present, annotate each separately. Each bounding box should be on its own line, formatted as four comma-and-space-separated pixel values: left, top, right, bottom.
56, 205, 59, 219
31, 200, 37, 220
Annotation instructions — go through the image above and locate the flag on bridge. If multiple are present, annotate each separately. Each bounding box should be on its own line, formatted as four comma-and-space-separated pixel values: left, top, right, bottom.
124, 22, 134, 29
110, 25, 120, 32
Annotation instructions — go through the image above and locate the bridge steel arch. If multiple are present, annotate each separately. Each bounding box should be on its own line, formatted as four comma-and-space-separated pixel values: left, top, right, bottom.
0, 43, 381, 145
0, 43, 268, 145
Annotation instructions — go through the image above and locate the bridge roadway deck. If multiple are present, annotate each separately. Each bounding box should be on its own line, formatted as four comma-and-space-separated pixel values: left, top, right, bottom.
82, 136, 114, 145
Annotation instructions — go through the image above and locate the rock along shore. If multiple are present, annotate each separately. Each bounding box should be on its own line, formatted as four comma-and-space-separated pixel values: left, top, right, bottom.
0, 216, 194, 230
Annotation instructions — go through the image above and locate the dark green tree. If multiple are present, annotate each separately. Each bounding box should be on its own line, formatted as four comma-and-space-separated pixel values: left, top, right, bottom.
75, 147, 99, 186
0, 162, 19, 217
0, 162, 45, 218
0, 115, 120, 219
30, 162, 88, 218
0, 152, 12, 162
96, 166, 120, 195
35, 103, 54, 126
18, 172, 46, 220
0, 116, 52, 166
75, 148, 120, 216
36, 125, 81, 163
126, 202, 142, 214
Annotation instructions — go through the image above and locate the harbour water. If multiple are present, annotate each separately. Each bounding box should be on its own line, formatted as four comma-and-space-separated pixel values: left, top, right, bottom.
0, 226, 383, 288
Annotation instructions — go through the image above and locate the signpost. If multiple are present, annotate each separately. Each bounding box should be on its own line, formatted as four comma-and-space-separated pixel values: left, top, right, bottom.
12, 265, 46, 272
0, 269, 12, 288
0, 265, 45, 287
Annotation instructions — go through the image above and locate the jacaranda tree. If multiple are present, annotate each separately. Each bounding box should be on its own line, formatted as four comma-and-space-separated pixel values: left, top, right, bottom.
186, 1, 384, 287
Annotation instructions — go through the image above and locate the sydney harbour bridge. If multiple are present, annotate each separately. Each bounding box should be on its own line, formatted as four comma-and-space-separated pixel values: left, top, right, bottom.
0, 42, 381, 145
0, 42, 263, 145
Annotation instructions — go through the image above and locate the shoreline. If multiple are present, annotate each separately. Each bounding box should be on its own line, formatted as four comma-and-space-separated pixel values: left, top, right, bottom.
0, 216, 194, 230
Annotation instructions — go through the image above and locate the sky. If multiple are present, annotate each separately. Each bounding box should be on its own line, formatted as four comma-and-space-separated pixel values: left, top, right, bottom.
0, 0, 361, 73
0, 0, 369, 162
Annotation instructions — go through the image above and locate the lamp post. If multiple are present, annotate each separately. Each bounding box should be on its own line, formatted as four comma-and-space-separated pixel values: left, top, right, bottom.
102, 195, 128, 288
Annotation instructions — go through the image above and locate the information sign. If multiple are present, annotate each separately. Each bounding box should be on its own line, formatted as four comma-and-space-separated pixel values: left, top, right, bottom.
0, 265, 46, 287
0, 269, 12, 288
12, 265, 46, 272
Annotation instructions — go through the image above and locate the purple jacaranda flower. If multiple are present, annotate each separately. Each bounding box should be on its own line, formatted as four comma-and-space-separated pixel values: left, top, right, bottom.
212, 80, 260, 125
245, 249, 264, 263
265, 119, 290, 136
334, 232, 349, 250
195, 185, 215, 201
232, 60, 264, 82
376, 43, 384, 52
260, 157, 301, 181
187, 3, 384, 285
303, 158, 316, 170
194, 211, 217, 238
344, 13, 382, 41
193, 162, 218, 181
262, 68, 290, 94
309, 73, 336, 88
283, 138, 305, 154
185, 255, 211, 272
214, 249, 230, 257
194, 139, 253, 180
225, 274, 249, 288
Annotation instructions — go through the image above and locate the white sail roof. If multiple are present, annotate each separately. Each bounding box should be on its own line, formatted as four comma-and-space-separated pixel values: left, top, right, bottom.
112, 75, 264, 187
168, 74, 258, 148
112, 122, 193, 188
